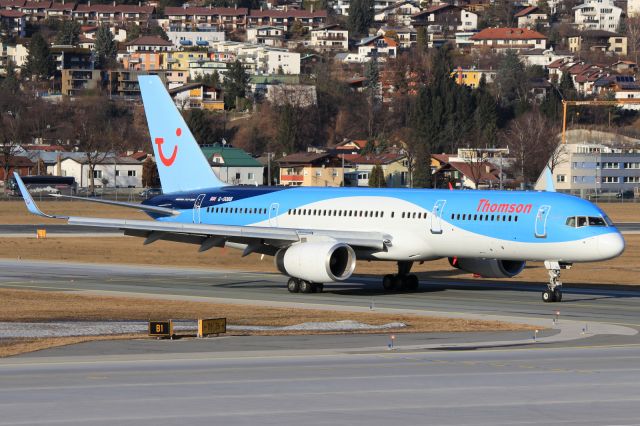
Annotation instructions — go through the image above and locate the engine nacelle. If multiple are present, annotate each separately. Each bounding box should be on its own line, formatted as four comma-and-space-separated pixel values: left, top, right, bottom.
275, 242, 356, 283
449, 258, 525, 278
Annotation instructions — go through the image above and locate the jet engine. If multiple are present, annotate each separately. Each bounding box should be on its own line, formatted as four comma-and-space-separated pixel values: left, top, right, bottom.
275, 242, 356, 283
449, 258, 525, 278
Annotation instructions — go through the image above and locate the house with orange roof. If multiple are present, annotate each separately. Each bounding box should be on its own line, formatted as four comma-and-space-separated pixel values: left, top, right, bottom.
356, 34, 397, 61
514, 6, 547, 29
343, 152, 409, 187
469, 27, 547, 52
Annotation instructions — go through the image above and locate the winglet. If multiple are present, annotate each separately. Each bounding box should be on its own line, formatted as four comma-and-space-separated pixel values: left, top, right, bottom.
543, 166, 556, 192
13, 172, 67, 219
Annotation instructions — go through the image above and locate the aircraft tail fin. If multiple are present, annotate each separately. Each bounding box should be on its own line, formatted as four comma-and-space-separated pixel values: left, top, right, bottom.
138, 75, 227, 193
543, 166, 556, 192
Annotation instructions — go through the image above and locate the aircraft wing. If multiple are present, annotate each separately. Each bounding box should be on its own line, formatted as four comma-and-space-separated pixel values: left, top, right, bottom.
15, 173, 387, 253
67, 216, 387, 252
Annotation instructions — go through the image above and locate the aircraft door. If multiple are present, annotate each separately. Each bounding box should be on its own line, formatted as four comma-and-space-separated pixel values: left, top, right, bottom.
193, 193, 206, 224
535, 205, 551, 238
268, 202, 279, 227
430, 199, 446, 234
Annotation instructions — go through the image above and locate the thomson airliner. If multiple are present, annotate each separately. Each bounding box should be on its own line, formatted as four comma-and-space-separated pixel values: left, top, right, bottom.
15, 76, 625, 303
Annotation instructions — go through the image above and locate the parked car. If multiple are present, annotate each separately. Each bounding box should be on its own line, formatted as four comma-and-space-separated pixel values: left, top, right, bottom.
616, 190, 635, 199
139, 188, 162, 199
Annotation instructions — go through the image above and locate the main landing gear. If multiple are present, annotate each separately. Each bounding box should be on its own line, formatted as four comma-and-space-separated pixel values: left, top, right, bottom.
542, 261, 570, 303
287, 277, 324, 294
382, 261, 420, 292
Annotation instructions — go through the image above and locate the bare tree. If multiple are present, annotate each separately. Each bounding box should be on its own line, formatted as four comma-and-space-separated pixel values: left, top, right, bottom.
627, 15, 640, 64
0, 89, 28, 186
501, 108, 561, 186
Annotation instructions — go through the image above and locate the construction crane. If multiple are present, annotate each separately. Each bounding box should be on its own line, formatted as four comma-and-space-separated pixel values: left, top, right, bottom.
562, 99, 640, 144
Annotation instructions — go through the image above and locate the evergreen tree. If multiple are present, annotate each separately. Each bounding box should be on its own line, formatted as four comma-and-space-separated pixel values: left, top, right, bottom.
223, 60, 249, 110
23, 33, 55, 82
364, 57, 380, 138
495, 50, 526, 109
142, 157, 160, 188
540, 87, 562, 122
94, 26, 118, 69
348, 0, 373, 35
55, 20, 80, 45
368, 164, 386, 187
1, 59, 19, 92
475, 88, 498, 146
195, 71, 221, 87
416, 26, 428, 51
559, 71, 576, 100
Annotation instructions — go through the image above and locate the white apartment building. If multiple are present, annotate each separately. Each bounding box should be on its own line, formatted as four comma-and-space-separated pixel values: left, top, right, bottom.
630, 0, 640, 17
573, 0, 622, 32
246, 26, 285, 47
332, 0, 401, 16
209, 41, 300, 75
537, 142, 640, 195
373, 1, 420, 27
458, 9, 478, 31
309, 25, 349, 51
166, 29, 225, 49
60, 156, 144, 189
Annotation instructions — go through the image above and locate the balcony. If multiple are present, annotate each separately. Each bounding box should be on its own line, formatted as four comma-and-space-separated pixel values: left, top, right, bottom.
315, 34, 345, 41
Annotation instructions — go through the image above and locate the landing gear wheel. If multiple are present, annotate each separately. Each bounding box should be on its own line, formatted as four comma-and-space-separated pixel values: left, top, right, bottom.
315, 283, 324, 293
553, 288, 562, 302
542, 290, 555, 303
391, 275, 403, 291
287, 278, 300, 293
299, 280, 313, 294
382, 274, 394, 291
405, 274, 419, 291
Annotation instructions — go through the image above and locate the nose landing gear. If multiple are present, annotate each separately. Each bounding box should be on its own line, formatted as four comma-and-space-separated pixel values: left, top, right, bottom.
543, 261, 571, 303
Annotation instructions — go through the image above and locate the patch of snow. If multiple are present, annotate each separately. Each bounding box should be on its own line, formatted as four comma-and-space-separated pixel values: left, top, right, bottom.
0, 320, 406, 338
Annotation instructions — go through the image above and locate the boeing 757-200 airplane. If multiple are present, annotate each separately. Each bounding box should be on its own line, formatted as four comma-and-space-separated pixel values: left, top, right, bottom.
15, 75, 625, 303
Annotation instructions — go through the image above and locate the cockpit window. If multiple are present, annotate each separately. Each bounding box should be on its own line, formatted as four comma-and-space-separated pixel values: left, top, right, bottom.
603, 215, 614, 226
566, 216, 608, 228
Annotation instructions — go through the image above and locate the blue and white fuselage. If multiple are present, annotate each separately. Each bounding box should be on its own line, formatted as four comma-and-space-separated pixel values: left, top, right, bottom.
145, 186, 624, 264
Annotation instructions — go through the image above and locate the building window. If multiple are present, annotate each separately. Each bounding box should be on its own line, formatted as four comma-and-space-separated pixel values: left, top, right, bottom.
602, 176, 619, 183
128, 170, 136, 177
93, 170, 102, 179
115, 170, 121, 176
248, 172, 255, 180
557, 174, 566, 183
603, 162, 619, 169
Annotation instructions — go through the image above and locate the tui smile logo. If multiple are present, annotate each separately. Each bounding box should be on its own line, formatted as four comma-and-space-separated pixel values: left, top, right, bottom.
155, 128, 181, 167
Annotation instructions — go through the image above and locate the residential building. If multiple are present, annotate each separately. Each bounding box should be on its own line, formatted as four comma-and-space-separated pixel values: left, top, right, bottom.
519, 48, 573, 67
70, 3, 155, 26
309, 24, 348, 52
568, 31, 627, 55
163, 6, 248, 31
51, 46, 94, 71
0, 155, 33, 182
537, 142, 640, 196
376, 26, 416, 49
342, 152, 409, 187
169, 82, 224, 111
122, 51, 163, 71
452, 67, 496, 88
166, 28, 225, 49
333, 0, 402, 16
469, 27, 547, 51
246, 25, 285, 47
188, 60, 228, 81
105, 70, 169, 98
630, 0, 640, 17
59, 156, 144, 188
373, 1, 420, 27
246, 9, 327, 32
411, 4, 462, 35
61, 69, 101, 96
354, 35, 397, 61
458, 8, 478, 31
432, 158, 500, 189
515, 5, 547, 28
125, 36, 174, 53
0, 9, 25, 37
573, 0, 622, 32
277, 152, 345, 186
201, 145, 264, 185
208, 40, 300, 75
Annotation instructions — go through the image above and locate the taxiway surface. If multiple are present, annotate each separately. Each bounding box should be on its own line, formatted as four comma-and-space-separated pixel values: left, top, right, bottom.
3, 345, 640, 425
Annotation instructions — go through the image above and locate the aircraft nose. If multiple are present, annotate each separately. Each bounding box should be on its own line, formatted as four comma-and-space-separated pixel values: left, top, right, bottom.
598, 232, 625, 260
